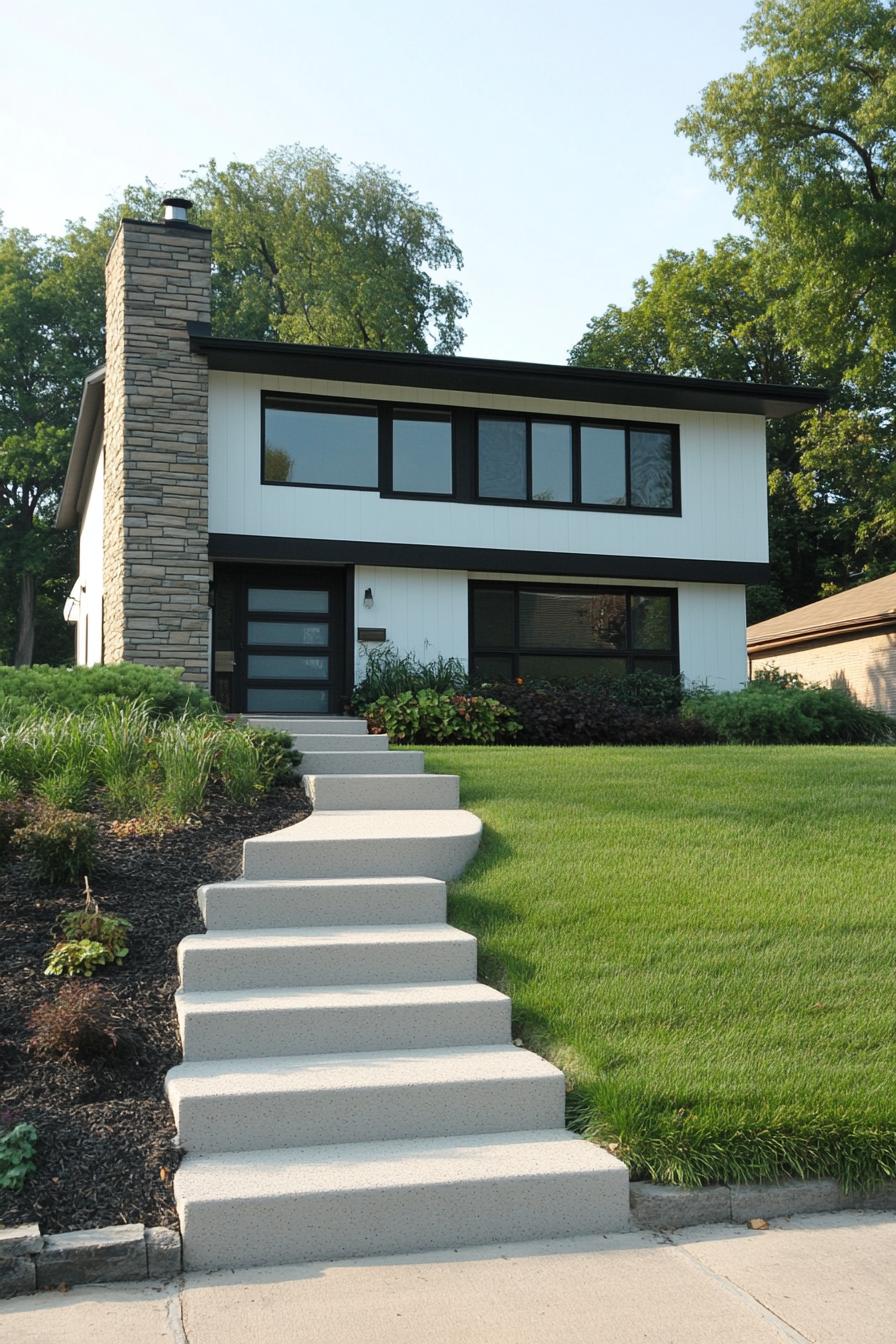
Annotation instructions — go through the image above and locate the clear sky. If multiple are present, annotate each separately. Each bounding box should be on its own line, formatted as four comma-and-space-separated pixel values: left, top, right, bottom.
2, 0, 755, 363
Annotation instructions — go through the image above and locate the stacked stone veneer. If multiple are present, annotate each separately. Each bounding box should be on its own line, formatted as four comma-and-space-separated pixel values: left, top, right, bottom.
103, 217, 211, 683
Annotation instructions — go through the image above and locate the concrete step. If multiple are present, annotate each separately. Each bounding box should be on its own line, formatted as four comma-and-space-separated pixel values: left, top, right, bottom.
243, 810, 481, 881
177, 924, 478, 992
167, 1044, 566, 1153
198, 877, 447, 931
245, 717, 368, 736
175, 1130, 631, 1270
304, 773, 460, 811
177, 981, 511, 1061
298, 750, 424, 776
291, 733, 388, 753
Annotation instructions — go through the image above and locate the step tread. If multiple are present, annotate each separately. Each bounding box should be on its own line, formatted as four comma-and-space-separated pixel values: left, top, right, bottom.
175, 1130, 622, 1200
180, 924, 476, 952
246, 810, 480, 845
199, 876, 446, 896
176, 980, 507, 1014
167, 1043, 561, 1099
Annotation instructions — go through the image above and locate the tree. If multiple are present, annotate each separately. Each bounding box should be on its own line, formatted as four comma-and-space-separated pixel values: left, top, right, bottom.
677, 0, 896, 392
189, 146, 468, 353
0, 148, 468, 664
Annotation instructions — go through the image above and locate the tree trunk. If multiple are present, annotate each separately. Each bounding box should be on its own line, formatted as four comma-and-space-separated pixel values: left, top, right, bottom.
13, 570, 36, 667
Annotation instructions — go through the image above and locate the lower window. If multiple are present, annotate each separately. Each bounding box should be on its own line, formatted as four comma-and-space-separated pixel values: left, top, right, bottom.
469, 583, 678, 682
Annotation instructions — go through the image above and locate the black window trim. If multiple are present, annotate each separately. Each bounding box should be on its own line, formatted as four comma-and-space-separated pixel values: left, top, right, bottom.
475, 413, 681, 516
468, 579, 680, 680
260, 390, 681, 517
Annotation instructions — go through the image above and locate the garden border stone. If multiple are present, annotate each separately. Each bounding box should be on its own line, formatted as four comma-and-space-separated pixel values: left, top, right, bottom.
631, 1178, 896, 1229
0, 1222, 182, 1297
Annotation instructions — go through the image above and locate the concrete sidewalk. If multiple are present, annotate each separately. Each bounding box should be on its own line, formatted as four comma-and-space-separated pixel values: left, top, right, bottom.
2, 1210, 893, 1343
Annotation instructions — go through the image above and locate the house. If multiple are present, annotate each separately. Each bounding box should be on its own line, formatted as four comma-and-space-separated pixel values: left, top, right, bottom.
56, 199, 826, 714
748, 572, 896, 713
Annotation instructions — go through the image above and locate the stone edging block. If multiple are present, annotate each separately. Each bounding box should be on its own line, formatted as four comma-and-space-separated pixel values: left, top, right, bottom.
631, 1177, 896, 1229
0, 1222, 182, 1298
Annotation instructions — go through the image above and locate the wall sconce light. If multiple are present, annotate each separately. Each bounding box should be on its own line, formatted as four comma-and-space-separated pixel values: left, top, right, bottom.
363, 587, 374, 609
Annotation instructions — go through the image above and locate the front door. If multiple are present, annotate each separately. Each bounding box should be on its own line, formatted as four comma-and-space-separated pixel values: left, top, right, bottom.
212, 566, 347, 715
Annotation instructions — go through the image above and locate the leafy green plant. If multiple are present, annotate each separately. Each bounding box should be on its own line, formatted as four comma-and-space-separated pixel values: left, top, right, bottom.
486, 680, 710, 746
44, 939, 123, 977
232, 724, 301, 785
14, 806, 97, 883
0, 1121, 37, 1191
92, 701, 154, 818
35, 764, 92, 811
0, 770, 20, 801
156, 717, 218, 819
364, 689, 519, 745
215, 728, 265, 804
28, 982, 131, 1060
353, 645, 468, 706
58, 897, 130, 962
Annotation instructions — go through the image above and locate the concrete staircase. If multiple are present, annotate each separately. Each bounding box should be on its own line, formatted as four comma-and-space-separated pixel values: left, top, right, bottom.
167, 716, 629, 1271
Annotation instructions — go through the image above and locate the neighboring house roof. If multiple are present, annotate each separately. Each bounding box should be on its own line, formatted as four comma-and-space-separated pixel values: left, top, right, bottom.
747, 572, 896, 653
187, 324, 828, 419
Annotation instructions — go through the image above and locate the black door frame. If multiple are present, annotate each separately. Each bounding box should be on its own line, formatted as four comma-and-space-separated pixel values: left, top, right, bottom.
212, 562, 354, 714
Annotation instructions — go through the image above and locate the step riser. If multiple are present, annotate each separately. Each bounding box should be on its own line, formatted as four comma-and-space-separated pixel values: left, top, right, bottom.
290, 734, 388, 753
198, 879, 447, 931
171, 1074, 566, 1154
245, 718, 368, 736
177, 996, 512, 1062
178, 1166, 631, 1270
297, 751, 424, 776
242, 832, 481, 882
178, 938, 477, 992
304, 774, 460, 811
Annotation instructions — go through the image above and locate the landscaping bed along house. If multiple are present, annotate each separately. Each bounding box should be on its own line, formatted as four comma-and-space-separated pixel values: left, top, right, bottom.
0, 665, 306, 1238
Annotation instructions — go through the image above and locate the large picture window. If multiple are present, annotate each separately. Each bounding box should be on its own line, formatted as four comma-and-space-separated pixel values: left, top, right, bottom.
469, 583, 678, 682
477, 414, 677, 513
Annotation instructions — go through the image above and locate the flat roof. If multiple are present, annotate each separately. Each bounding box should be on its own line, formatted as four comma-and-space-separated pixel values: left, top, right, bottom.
188, 325, 828, 419
748, 572, 896, 652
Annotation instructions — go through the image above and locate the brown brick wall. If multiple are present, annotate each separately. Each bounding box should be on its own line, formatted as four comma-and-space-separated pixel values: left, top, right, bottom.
102, 219, 211, 683
750, 626, 896, 713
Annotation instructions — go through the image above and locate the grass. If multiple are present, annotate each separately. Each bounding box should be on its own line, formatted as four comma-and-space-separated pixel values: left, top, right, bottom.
422, 744, 896, 1189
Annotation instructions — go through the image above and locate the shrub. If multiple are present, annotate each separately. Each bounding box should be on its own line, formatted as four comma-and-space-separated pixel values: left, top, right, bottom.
58, 898, 130, 961
15, 807, 98, 883
35, 765, 91, 811
0, 663, 217, 720
215, 728, 266, 804
353, 645, 468, 706
28, 983, 130, 1060
487, 680, 710, 747
364, 689, 520, 744
0, 1120, 37, 1191
686, 681, 894, 745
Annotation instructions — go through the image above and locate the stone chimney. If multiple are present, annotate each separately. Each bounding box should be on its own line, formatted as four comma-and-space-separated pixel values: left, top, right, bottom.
102, 198, 211, 683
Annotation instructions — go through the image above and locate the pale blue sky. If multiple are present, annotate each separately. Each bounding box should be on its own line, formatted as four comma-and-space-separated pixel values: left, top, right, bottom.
3, 0, 755, 362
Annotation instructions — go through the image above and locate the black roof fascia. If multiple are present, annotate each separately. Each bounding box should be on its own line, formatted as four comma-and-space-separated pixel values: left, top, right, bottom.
189, 327, 828, 419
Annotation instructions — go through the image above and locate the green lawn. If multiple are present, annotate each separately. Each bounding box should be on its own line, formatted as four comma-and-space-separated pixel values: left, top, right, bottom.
422, 745, 896, 1188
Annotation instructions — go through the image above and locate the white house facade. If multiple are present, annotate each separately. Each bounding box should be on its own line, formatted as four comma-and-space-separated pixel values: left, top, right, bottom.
57, 200, 826, 714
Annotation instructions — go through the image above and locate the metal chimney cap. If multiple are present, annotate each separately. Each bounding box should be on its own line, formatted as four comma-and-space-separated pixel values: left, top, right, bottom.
161, 196, 193, 222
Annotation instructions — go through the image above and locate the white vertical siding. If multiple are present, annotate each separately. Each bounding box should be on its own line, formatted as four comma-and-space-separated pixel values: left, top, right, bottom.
76, 444, 104, 666
353, 567, 468, 681
677, 582, 747, 690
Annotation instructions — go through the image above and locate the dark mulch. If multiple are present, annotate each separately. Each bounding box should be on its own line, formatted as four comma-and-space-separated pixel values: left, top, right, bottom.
0, 785, 310, 1234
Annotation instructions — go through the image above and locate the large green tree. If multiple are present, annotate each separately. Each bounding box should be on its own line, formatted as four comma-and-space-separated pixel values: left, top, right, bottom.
0, 147, 468, 663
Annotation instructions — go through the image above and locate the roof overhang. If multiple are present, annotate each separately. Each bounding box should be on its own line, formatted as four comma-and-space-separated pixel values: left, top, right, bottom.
56, 366, 105, 529
188, 325, 829, 419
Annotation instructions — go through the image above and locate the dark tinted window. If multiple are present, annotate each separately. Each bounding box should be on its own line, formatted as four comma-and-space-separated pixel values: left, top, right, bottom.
630, 430, 674, 509
531, 422, 572, 502
264, 399, 378, 487
393, 409, 453, 495
478, 419, 527, 499
580, 426, 626, 506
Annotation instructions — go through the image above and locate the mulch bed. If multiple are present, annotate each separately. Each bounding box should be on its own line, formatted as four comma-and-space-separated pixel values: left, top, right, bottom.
0, 784, 310, 1234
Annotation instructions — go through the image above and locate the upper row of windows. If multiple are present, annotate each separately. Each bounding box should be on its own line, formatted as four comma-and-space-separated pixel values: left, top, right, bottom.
261, 394, 680, 514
